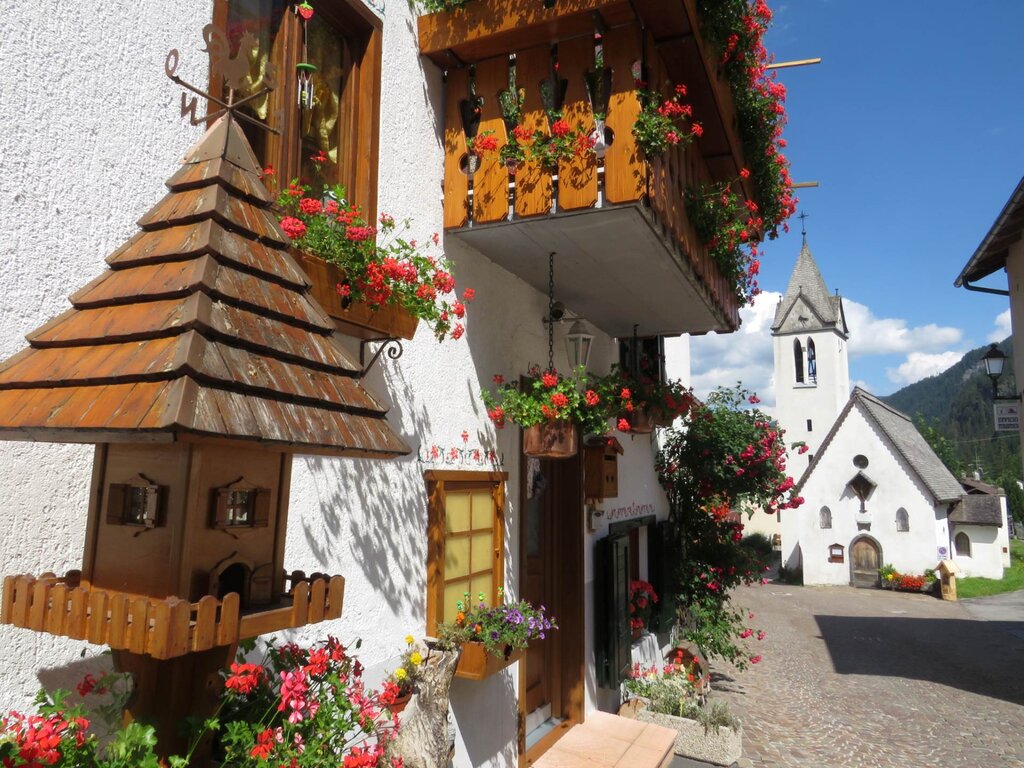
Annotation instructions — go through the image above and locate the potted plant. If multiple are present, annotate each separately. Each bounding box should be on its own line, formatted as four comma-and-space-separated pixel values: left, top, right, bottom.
384, 634, 425, 714
482, 366, 612, 458
272, 163, 474, 342
629, 580, 659, 639
600, 366, 696, 434
437, 589, 557, 681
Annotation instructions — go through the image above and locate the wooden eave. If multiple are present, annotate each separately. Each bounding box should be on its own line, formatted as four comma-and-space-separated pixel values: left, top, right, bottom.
956, 176, 1024, 285
0, 116, 409, 458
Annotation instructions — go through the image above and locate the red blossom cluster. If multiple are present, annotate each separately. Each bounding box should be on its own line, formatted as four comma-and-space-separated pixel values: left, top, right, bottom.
1, 711, 89, 767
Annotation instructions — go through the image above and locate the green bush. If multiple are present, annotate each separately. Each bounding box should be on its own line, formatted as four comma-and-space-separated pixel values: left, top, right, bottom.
740, 533, 773, 556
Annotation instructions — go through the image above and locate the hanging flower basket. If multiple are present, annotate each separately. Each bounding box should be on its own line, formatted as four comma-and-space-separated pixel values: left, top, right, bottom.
292, 249, 420, 341
626, 408, 657, 435
523, 420, 578, 459
454, 641, 524, 681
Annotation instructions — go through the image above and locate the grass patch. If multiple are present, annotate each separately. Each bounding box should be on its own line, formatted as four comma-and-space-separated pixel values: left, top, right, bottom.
957, 540, 1024, 599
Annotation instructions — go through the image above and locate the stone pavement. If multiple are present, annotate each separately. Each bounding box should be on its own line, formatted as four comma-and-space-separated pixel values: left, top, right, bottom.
704, 583, 1024, 768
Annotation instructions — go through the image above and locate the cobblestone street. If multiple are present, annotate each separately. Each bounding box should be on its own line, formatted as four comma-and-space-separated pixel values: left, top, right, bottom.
707, 583, 1024, 767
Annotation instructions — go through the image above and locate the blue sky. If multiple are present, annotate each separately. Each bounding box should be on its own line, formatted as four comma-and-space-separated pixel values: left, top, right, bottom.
689, 1, 1024, 406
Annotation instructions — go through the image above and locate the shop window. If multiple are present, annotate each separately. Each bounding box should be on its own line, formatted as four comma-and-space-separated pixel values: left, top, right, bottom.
954, 531, 971, 557
212, 0, 382, 219
106, 474, 165, 528
896, 508, 909, 532
425, 471, 507, 634
819, 506, 832, 530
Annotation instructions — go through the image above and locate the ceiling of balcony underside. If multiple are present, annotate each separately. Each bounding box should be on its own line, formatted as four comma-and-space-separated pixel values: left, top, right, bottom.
451, 205, 732, 339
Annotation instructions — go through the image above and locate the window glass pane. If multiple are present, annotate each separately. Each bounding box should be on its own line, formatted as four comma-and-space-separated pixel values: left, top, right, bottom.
470, 573, 493, 607
470, 532, 493, 573
443, 579, 470, 623
300, 16, 344, 190
470, 490, 494, 530
446, 492, 471, 533
444, 537, 470, 580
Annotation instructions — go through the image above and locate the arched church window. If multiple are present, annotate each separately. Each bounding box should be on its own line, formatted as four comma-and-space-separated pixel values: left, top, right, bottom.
955, 532, 971, 557
819, 506, 832, 529
794, 339, 804, 383
806, 338, 817, 383
896, 508, 909, 532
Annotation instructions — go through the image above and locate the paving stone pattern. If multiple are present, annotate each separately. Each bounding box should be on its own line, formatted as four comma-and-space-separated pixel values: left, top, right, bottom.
705, 584, 1024, 767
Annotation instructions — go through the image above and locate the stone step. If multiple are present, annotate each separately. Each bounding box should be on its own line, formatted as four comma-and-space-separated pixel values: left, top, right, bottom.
532, 710, 677, 768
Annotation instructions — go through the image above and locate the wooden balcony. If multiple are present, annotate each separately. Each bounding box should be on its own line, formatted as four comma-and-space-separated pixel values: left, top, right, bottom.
0, 569, 344, 660
420, 0, 747, 334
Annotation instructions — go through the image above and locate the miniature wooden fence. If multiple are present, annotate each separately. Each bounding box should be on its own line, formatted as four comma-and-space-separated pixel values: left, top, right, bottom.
441, 25, 738, 323
0, 571, 344, 660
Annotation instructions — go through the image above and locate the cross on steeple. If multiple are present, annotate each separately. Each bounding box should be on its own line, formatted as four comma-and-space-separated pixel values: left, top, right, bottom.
798, 211, 810, 244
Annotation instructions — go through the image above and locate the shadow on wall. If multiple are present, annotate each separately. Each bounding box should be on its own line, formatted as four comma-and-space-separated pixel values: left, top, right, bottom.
450, 666, 517, 767
815, 614, 1024, 706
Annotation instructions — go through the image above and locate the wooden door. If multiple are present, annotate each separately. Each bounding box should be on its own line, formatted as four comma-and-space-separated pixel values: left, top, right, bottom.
850, 538, 881, 588
523, 459, 554, 715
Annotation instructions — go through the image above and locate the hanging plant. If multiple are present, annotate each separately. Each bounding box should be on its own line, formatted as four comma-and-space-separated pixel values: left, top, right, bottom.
599, 365, 696, 432
632, 83, 703, 158
532, 115, 597, 170
482, 366, 611, 436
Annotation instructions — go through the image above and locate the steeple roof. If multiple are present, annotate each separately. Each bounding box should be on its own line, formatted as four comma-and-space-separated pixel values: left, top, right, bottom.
772, 240, 848, 336
0, 116, 409, 458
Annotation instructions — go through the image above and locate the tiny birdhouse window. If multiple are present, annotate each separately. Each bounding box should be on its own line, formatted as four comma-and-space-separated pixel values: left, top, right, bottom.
212, 478, 271, 529
106, 474, 164, 528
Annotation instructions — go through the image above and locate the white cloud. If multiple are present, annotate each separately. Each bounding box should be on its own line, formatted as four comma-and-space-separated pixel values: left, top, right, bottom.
886, 351, 964, 386
988, 309, 1012, 343
689, 291, 781, 406
843, 299, 963, 358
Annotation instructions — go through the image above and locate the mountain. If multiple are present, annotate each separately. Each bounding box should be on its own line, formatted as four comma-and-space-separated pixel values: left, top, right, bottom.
881, 337, 1020, 481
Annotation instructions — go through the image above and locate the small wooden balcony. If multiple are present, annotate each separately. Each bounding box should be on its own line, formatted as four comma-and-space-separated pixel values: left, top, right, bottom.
419, 0, 749, 335
0, 569, 344, 660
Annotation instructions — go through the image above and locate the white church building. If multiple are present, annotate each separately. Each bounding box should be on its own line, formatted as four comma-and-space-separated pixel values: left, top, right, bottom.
774, 241, 1010, 586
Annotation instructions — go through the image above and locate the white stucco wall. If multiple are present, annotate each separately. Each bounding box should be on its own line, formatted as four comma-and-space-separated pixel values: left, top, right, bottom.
952, 524, 1005, 579
0, 1, 673, 764
782, 403, 950, 585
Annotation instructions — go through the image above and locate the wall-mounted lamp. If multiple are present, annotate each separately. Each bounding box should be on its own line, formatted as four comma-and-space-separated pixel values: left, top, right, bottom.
565, 319, 594, 370
982, 343, 1020, 401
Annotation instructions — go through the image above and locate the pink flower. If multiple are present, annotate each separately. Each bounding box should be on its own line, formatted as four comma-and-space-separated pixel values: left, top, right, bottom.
750, 655, 763, 664
280, 216, 307, 240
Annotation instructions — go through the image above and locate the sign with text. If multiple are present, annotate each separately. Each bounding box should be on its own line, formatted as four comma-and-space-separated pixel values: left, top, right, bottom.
994, 402, 1020, 432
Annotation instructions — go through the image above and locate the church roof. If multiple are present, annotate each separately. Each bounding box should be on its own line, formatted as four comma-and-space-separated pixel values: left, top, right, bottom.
796, 388, 963, 504
772, 240, 848, 336
0, 116, 410, 458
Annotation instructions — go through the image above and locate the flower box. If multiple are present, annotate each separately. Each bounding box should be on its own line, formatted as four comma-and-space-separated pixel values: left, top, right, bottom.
292, 249, 419, 341
454, 641, 524, 681
636, 708, 743, 767
522, 420, 577, 459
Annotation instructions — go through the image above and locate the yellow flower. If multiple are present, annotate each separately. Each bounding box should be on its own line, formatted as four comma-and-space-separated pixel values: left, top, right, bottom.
394, 668, 408, 681
405, 635, 415, 646
410, 652, 423, 666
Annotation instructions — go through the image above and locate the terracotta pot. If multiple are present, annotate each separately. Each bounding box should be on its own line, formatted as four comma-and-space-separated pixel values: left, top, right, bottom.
388, 690, 412, 714
290, 249, 420, 341
652, 408, 675, 428
454, 641, 524, 681
626, 408, 657, 434
523, 420, 578, 459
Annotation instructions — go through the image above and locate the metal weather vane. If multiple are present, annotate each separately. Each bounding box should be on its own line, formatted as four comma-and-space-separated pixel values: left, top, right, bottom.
165, 24, 280, 135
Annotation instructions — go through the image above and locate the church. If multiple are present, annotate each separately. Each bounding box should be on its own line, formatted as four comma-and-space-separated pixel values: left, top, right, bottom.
773, 240, 1010, 585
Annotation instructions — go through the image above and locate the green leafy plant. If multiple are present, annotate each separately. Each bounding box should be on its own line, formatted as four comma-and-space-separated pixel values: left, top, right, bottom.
436, 589, 558, 658
632, 83, 702, 158
598, 364, 696, 432
274, 164, 474, 341
623, 662, 701, 720
531, 115, 596, 171
483, 365, 612, 435
415, 0, 473, 12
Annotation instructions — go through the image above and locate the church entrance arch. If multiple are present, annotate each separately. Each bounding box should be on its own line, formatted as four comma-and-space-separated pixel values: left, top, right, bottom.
850, 536, 881, 588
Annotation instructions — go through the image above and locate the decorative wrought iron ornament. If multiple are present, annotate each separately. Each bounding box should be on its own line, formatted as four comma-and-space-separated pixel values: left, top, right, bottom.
165, 24, 279, 135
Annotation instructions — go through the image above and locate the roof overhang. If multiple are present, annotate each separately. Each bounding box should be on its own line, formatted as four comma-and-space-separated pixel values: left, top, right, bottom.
955, 176, 1024, 286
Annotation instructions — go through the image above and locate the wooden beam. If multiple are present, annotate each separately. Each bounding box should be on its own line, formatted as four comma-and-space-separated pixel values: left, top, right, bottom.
766, 57, 822, 70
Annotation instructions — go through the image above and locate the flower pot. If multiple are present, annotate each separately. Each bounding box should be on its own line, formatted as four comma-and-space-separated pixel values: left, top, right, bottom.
454, 641, 524, 681
652, 408, 675, 428
505, 158, 520, 176
523, 420, 578, 459
388, 691, 412, 714
626, 408, 657, 435
631, 626, 644, 641
291, 249, 419, 340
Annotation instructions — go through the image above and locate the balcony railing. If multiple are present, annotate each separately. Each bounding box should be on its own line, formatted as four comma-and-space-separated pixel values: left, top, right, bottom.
420, 0, 747, 334
0, 569, 344, 659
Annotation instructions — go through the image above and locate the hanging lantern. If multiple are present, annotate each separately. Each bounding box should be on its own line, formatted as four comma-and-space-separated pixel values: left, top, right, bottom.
296, 62, 317, 109
565, 319, 594, 370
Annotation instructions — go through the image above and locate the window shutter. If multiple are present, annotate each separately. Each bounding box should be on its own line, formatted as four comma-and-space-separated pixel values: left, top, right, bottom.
212, 489, 230, 528
253, 489, 272, 528
594, 533, 632, 688
106, 484, 127, 525
142, 486, 163, 528
647, 520, 672, 633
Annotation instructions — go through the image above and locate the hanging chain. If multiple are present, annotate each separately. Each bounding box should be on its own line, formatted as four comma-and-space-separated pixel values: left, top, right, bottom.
547, 252, 555, 372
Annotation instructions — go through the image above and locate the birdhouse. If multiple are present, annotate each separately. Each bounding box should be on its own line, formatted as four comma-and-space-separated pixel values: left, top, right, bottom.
936, 559, 960, 601
585, 436, 624, 500
0, 113, 408, 753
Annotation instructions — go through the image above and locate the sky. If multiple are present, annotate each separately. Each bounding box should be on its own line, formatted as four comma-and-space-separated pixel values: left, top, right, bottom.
689, 1, 1024, 408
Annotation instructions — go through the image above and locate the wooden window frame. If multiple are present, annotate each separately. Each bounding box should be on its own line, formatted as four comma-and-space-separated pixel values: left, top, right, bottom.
106, 474, 166, 528
424, 470, 507, 637
211, 477, 272, 529
210, 0, 383, 221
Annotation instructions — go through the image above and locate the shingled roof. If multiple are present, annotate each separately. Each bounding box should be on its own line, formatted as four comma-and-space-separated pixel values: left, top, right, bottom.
949, 495, 1004, 527
796, 388, 963, 504
772, 240, 849, 336
0, 116, 409, 458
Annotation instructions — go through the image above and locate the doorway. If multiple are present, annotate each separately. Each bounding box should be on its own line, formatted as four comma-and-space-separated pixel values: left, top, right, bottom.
519, 448, 584, 765
850, 536, 881, 588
